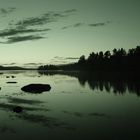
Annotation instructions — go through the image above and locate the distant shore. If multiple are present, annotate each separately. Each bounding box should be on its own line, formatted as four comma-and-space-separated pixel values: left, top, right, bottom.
0, 66, 37, 70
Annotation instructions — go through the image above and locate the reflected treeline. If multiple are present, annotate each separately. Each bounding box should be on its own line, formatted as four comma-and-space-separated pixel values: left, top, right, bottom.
62, 110, 110, 118
0, 125, 16, 134
38, 70, 140, 96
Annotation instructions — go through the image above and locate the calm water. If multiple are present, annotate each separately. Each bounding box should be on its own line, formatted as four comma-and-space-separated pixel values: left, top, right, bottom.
0, 70, 140, 140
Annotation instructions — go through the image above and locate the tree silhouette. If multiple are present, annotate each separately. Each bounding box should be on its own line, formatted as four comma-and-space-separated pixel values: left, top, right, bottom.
78, 55, 86, 64
38, 46, 140, 72
104, 51, 111, 59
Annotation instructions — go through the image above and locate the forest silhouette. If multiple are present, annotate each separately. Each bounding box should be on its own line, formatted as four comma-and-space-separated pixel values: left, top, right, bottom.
38, 46, 140, 72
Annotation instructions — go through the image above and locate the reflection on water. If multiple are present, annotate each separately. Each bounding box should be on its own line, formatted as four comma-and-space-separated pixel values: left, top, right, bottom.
0, 125, 16, 134
62, 110, 110, 118
39, 70, 140, 96
0, 70, 140, 140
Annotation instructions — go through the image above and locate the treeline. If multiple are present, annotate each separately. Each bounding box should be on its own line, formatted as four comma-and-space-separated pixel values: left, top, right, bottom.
38, 46, 140, 71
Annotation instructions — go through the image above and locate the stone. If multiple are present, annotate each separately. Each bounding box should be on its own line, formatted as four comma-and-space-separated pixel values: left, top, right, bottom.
6, 82, 17, 84
21, 84, 51, 93
13, 106, 23, 113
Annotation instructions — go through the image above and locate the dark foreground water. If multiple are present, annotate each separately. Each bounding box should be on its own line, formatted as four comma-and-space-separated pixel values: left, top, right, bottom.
0, 70, 140, 140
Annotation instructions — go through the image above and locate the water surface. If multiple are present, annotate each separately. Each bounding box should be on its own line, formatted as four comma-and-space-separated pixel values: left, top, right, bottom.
0, 70, 140, 140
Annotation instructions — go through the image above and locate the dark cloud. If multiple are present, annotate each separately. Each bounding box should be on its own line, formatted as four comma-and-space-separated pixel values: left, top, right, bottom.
0, 7, 16, 16
2, 63, 16, 66
0, 28, 50, 37
64, 9, 77, 13
54, 56, 79, 60
89, 23, 106, 27
23, 63, 44, 66
61, 23, 83, 30
89, 21, 111, 27
0, 9, 76, 43
49, 60, 69, 64
0, 24, 49, 44
73, 23, 83, 27
50, 56, 78, 64
61, 26, 70, 30
14, 10, 76, 28
54, 56, 64, 59
9, 62, 16, 65
1, 35, 44, 44
61, 21, 111, 30
15, 15, 51, 28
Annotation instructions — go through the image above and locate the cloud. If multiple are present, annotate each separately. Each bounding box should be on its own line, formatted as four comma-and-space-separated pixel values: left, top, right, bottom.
50, 56, 78, 64
89, 23, 106, 27
61, 26, 71, 30
2, 63, 16, 66
0, 23, 50, 44
49, 60, 68, 64
15, 15, 52, 28
14, 10, 76, 28
23, 63, 44, 66
0, 7, 16, 16
51, 57, 68, 64
64, 9, 77, 13
0, 9, 77, 44
54, 56, 64, 59
73, 23, 83, 27
61, 21, 111, 30
0, 28, 50, 37
1, 35, 44, 44
61, 23, 83, 30
89, 21, 111, 27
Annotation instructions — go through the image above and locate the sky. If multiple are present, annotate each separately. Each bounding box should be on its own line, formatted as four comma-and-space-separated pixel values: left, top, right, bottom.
0, 0, 140, 67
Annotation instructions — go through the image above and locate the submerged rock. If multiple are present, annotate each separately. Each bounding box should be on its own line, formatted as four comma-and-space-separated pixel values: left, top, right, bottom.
13, 106, 23, 113
21, 84, 51, 93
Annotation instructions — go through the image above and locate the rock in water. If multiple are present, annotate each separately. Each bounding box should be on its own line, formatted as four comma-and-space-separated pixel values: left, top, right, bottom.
13, 106, 23, 113
11, 75, 16, 78
6, 81, 17, 84
21, 84, 51, 93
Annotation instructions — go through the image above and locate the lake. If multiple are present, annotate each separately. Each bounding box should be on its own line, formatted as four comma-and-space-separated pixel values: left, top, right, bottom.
0, 70, 140, 140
